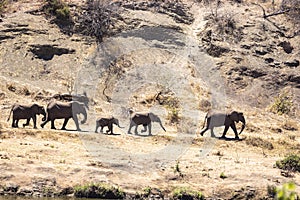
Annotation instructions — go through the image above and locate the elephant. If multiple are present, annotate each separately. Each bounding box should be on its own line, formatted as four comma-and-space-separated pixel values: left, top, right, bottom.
41, 101, 87, 131
128, 109, 166, 135
7, 103, 46, 128
52, 92, 89, 109
95, 117, 124, 134
199, 110, 246, 139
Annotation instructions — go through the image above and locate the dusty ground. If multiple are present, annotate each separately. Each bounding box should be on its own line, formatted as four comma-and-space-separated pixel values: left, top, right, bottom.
0, 0, 299, 199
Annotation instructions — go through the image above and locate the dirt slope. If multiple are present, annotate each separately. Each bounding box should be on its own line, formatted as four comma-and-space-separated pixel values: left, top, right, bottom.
0, 0, 299, 199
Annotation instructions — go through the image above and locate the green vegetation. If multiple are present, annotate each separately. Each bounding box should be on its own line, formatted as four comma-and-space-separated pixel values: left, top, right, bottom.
174, 160, 183, 177
172, 187, 204, 200
74, 183, 125, 199
43, 0, 71, 20
276, 154, 300, 173
142, 186, 152, 197
270, 91, 294, 115
276, 182, 299, 200
220, 172, 228, 179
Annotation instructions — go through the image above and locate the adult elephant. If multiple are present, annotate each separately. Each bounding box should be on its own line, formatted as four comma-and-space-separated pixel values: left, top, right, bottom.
95, 117, 124, 134
200, 110, 246, 139
7, 103, 46, 128
41, 101, 87, 131
128, 109, 166, 135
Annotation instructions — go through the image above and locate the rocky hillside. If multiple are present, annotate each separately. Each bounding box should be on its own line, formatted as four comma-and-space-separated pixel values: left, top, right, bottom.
0, 0, 299, 199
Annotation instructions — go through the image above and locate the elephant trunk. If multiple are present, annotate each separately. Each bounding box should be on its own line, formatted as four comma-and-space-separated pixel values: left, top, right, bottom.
41, 110, 47, 121
80, 109, 87, 124
159, 122, 166, 132
113, 119, 124, 128
239, 117, 246, 134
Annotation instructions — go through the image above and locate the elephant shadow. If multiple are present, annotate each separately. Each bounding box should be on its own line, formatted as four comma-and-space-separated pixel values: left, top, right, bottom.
61, 129, 89, 133
99, 132, 121, 136
218, 136, 245, 141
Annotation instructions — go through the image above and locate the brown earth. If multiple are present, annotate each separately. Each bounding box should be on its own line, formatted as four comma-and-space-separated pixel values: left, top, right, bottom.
0, 0, 299, 199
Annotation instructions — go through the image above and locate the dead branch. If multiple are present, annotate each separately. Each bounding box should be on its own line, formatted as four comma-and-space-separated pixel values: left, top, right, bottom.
253, 3, 290, 19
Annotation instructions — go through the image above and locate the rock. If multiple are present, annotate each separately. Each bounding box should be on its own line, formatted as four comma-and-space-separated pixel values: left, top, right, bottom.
206, 43, 230, 57
284, 59, 299, 67
265, 58, 274, 63
17, 187, 33, 196
278, 41, 293, 54
4, 183, 19, 194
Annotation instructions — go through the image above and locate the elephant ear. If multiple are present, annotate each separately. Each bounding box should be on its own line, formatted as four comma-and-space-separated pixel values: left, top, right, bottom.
229, 111, 239, 122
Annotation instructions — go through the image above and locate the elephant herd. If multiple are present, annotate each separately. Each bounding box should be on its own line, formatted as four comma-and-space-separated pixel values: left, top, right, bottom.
6, 95, 246, 139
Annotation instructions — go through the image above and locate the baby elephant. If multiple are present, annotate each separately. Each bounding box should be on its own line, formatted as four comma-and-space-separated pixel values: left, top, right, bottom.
95, 117, 123, 134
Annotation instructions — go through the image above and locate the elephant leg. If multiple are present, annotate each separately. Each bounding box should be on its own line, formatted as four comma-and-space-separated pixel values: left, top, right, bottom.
61, 118, 70, 130
15, 119, 19, 128
127, 121, 134, 134
41, 119, 49, 128
230, 123, 239, 139
51, 120, 56, 129
148, 123, 152, 135
95, 124, 99, 133
134, 124, 139, 135
12, 119, 16, 128
72, 116, 81, 131
210, 128, 216, 138
100, 126, 104, 133
32, 116, 37, 129
23, 118, 30, 128
107, 124, 113, 134
141, 124, 147, 133
200, 127, 209, 136
221, 125, 230, 138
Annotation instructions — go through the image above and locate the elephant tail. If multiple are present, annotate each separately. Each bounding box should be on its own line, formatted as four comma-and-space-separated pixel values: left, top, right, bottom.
7, 105, 13, 122
202, 113, 208, 129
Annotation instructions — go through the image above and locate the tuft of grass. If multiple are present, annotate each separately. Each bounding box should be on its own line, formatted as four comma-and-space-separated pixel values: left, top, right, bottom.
220, 172, 227, 179
74, 183, 125, 199
276, 154, 300, 173
172, 187, 204, 200
173, 160, 183, 177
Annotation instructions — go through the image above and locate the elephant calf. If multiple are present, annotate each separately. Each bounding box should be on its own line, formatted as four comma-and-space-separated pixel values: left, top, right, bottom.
128, 109, 166, 135
200, 110, 246, 139
95, 117, 123, 134
7, 103, 46, 129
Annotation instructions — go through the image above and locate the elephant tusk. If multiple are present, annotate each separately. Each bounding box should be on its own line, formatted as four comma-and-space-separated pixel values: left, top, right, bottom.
239, 124, 245, 134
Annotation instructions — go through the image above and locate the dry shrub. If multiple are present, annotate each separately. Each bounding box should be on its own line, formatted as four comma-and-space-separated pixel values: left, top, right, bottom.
281, 0, 300, 33
282, 120, 298, 131
77, 0, 118, 43
199, 99, 211, 112
276, 154, 300, 173
246, 137, 274, 150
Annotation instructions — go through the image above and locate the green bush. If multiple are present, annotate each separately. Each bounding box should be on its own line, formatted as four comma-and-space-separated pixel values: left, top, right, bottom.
74, 183, 125, 199
44, 0, 71, 20
173, 187, 204, 200
276, 182, 299, 200
270, 91, 294, 115
276, 154, 300, 172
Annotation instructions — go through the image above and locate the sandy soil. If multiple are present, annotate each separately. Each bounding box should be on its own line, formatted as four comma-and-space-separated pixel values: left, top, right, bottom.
0, 0, 299, 199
